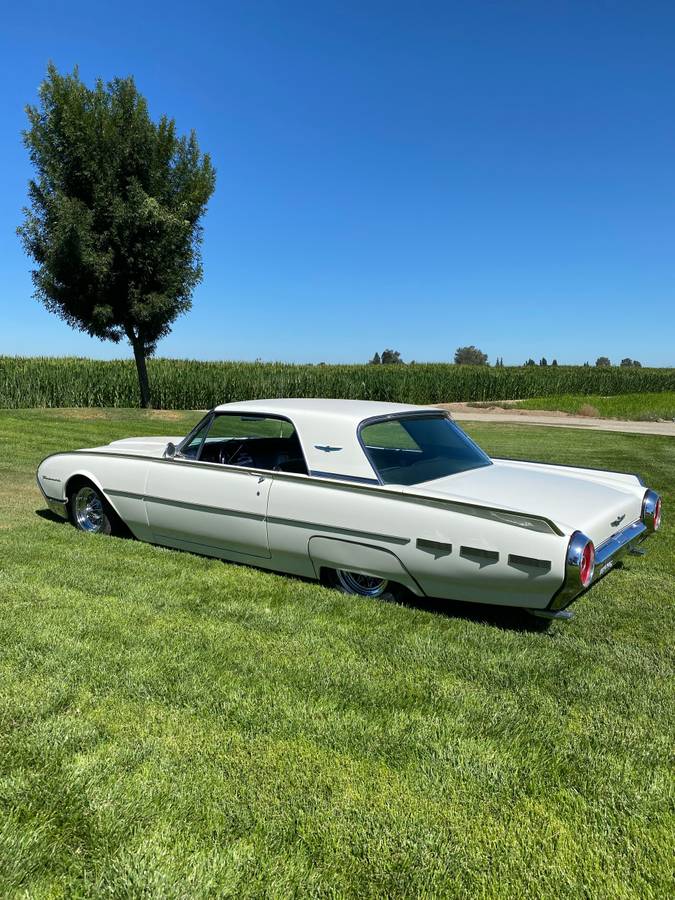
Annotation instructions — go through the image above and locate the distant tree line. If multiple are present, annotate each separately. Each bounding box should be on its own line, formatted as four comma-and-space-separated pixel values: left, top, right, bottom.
368, 347, 643, 367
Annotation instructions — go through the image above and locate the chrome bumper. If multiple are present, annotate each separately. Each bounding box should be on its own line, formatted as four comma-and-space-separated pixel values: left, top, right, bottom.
550, 518, 649, 611
595, 520, 647, 571
36, 475, 69, 520
45, 497, 68, 519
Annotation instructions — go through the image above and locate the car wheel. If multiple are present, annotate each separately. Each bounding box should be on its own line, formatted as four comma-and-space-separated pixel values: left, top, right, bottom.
326, 568, 403, 602
69, 483, 113, 535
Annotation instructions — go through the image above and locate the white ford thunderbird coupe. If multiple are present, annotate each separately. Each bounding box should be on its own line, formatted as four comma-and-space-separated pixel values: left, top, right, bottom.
37, 399, 662, 620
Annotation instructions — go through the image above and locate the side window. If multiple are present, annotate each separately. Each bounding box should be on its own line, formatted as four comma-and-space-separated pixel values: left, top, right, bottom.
190, 414, 307, 474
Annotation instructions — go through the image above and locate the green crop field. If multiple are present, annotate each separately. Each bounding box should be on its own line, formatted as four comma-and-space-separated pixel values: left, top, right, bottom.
0, 408, 673, 897
1, 356, 674, 409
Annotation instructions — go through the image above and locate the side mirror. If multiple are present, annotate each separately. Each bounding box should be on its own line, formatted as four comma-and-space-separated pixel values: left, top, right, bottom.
164, 441, 176, 459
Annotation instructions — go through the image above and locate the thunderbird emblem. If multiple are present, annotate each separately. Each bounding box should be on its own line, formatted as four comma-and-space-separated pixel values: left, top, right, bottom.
315, 444, 342, 452
610, 513, 626, 528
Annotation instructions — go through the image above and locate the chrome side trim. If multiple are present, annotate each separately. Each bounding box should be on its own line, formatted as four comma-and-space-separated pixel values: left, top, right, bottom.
37, 450, 562, 534
460, 546, 499, 563
508, 554, 551, 571
105, 487, 411, 545
309, 470, 380, 485
107, 490, 266, 523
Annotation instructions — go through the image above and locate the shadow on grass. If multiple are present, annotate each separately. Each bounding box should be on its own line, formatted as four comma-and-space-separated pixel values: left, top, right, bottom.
389, 591, 555, 633
35, 508, 68, 525
35, 507, 134, 539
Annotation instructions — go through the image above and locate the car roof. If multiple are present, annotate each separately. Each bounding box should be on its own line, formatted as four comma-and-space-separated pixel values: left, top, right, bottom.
211, 398, 443, 481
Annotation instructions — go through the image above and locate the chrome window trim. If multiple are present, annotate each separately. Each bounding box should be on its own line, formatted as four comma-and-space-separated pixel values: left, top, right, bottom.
175, 410, 215, 458
177, 410, 310, 475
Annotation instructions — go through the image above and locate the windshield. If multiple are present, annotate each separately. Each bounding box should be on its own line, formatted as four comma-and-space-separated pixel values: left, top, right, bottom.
360, 414, 492, 485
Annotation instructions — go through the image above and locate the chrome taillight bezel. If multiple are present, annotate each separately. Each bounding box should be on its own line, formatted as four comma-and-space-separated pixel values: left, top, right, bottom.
567, 531, 596, 588
642, 490, 662, 532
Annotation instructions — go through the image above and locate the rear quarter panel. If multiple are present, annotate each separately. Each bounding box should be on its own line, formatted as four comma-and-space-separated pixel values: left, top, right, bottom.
267, 477, 566, 608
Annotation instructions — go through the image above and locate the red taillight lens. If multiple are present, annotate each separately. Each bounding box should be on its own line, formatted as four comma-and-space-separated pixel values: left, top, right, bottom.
579, 541, 595, 587
654, 498, 662, 531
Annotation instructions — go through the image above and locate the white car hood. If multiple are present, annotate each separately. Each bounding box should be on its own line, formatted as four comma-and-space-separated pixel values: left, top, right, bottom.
81, 436, 183, 458
405, 460, 644, 546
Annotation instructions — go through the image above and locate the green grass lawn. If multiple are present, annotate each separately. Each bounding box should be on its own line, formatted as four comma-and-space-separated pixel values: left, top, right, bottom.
470, 392, 675, 421
0, 409, 673, 898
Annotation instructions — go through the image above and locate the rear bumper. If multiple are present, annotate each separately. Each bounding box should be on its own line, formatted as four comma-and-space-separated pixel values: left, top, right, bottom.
549, 518, 650, 611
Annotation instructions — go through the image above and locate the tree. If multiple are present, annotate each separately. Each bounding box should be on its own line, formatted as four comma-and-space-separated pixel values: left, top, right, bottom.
620, 357, 642, 367
18, 65, 216, 407
595, 356, 611, 367
539, 357, 548, 367
369, 352, 381, 365
524, 358, 536, 367
551, 358, 558, 366
380, 349, 403, 364
454, 345, 488, 365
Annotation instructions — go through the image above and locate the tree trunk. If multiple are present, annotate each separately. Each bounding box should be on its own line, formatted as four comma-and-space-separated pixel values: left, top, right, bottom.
130, 335, 152, 408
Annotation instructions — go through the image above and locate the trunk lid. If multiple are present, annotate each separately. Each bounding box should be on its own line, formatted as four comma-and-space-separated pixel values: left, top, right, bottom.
405, 460, 643, 546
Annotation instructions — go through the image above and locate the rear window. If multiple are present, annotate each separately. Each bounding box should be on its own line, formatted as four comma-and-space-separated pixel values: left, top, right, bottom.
360, 414, 491, 485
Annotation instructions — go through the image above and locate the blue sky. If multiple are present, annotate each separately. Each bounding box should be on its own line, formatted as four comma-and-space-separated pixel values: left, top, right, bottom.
1, 0, 674, 365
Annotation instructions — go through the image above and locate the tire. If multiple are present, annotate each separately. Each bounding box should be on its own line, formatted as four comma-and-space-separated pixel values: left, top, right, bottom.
68, 481, 114, 536
323, 568, 404, 603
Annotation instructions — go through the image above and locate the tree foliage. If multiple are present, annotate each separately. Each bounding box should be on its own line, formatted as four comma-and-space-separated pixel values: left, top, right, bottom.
369, 349, 404, 364
18, 64, 216, 406
596, 357, 611, 367
620, 357, 642, 368
454, 345, 488, 365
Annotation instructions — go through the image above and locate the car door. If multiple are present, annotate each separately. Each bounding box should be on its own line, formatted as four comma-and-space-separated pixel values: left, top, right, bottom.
144, 413, 282, 559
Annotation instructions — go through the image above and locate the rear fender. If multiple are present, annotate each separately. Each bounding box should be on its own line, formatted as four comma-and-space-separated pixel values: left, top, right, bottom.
308, 536, 424, 595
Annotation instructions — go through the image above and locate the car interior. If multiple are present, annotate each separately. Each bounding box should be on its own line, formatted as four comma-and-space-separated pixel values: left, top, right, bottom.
199, 434, 308, 473
179, 414, 309, 474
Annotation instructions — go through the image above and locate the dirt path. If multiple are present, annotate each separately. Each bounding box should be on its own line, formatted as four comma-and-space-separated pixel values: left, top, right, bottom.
434, 403, 675, 437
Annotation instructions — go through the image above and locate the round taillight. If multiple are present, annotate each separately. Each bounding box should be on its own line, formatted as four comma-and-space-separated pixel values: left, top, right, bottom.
642, 490, 662, 532
579, 541, 595, 587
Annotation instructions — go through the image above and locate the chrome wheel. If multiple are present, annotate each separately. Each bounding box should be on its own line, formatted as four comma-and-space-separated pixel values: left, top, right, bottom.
335, 570, 389, 597
74, 486, 106, 533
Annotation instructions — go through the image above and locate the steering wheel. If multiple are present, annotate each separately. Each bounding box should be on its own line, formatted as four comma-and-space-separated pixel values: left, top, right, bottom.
219, 442, 244, 466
